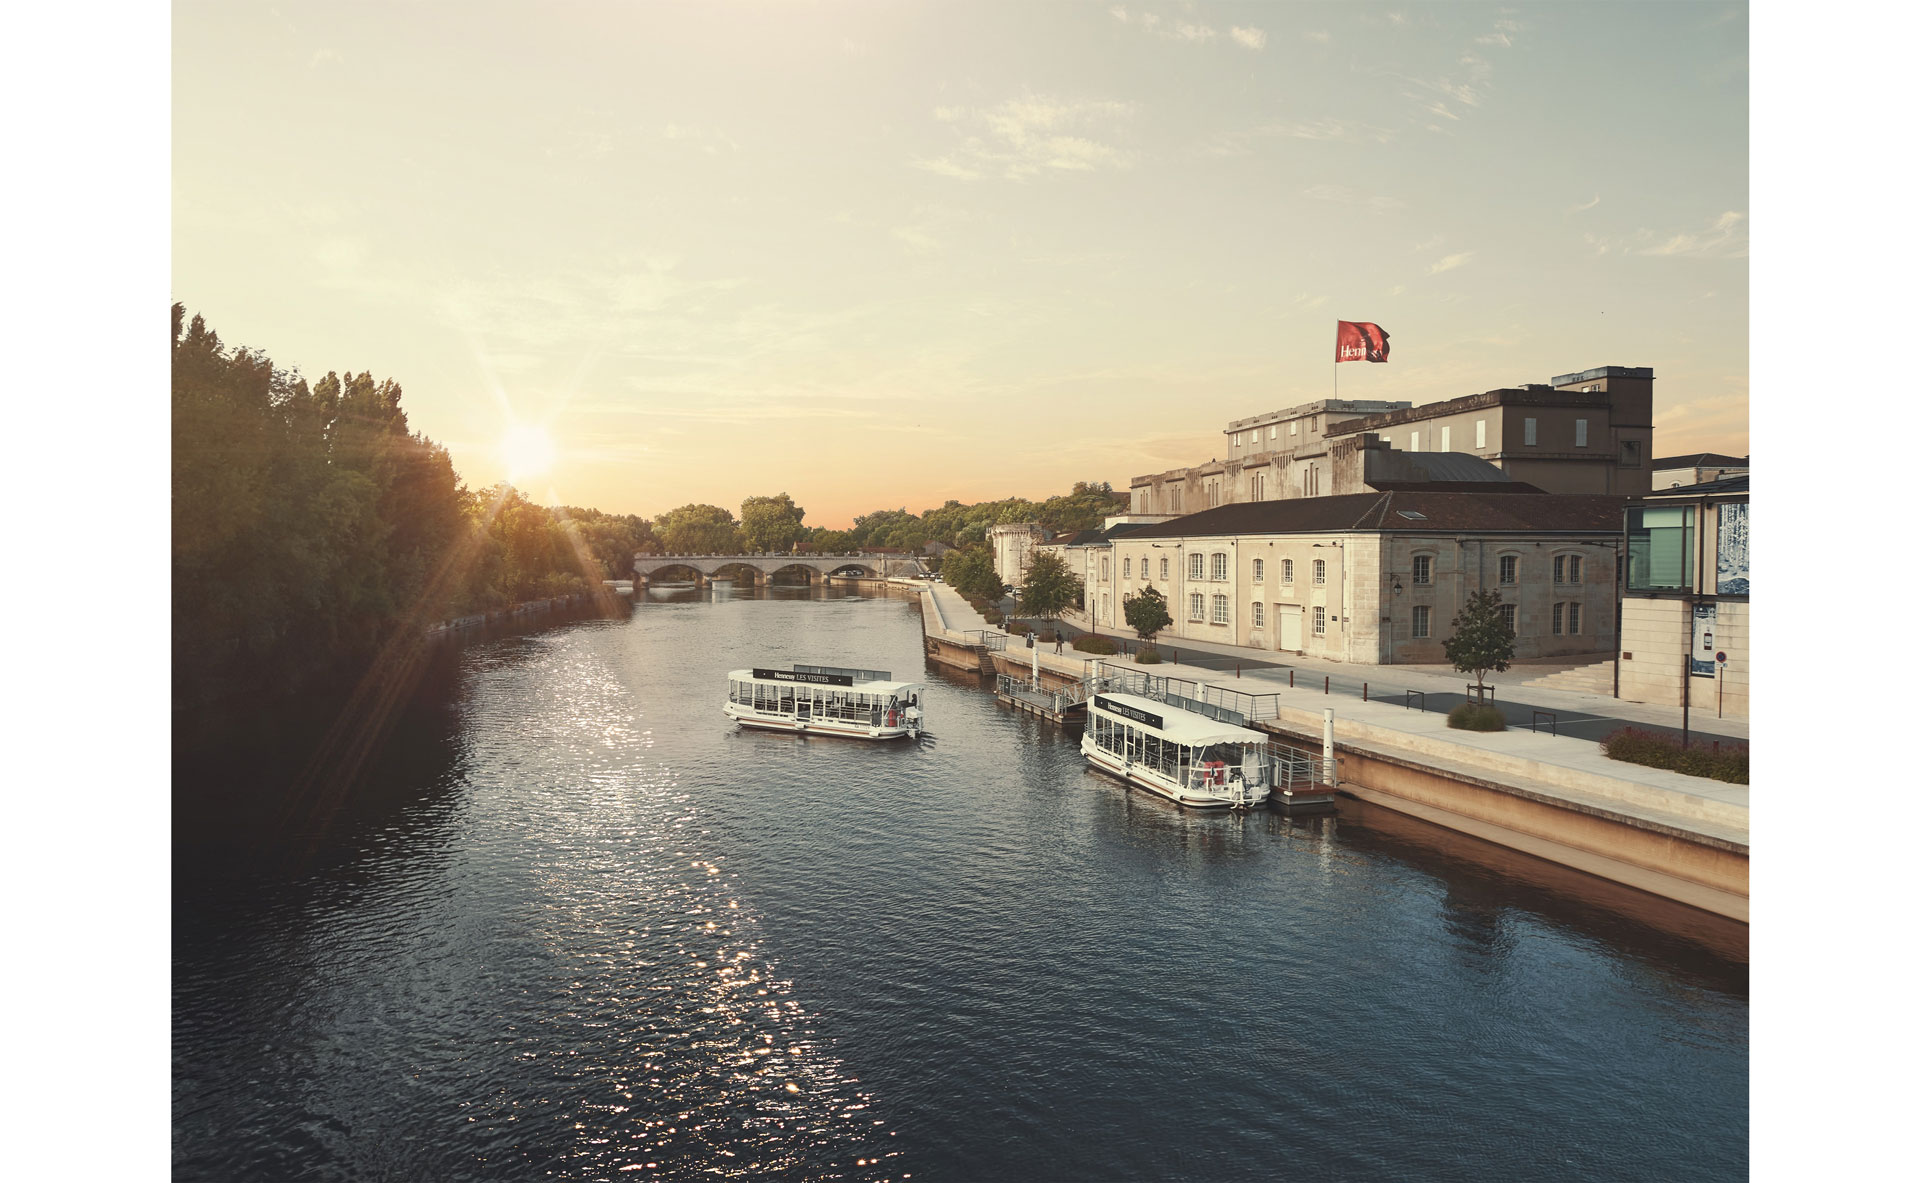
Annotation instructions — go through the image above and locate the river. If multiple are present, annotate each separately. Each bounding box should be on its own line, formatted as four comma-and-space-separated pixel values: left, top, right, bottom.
173, 586, 1747, 1181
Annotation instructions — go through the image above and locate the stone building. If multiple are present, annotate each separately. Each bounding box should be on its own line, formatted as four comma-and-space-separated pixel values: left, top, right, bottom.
1084, 490, 1623, 665
987, 523, 1050, 587
1616, 474, 1748, 717
1129, 364, 1656, 514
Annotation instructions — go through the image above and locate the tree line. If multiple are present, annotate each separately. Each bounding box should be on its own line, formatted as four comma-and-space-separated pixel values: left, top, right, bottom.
173, 304, 1127, 707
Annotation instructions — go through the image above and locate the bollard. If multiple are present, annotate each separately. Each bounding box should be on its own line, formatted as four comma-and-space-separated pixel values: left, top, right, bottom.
1363, 682, 1368, 702
1237, 663, 1241, 678
1289, 670, 1295, 688
1324, 676, 1330, 695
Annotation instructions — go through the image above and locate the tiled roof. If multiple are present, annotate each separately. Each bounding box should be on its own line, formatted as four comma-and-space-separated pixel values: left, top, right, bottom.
1652, 452, 1748, 468
1647, 474, 1748, 498
1116, 491, 1626, 539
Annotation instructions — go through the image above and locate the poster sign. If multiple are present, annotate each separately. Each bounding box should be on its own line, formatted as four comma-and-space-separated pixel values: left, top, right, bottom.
1691, 603, 1718, 677
1716, 502, 1750, 595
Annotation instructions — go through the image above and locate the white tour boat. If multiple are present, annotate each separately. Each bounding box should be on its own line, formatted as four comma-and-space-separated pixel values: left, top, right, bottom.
1082, 692, 1280, 809
725, 665, 926, 740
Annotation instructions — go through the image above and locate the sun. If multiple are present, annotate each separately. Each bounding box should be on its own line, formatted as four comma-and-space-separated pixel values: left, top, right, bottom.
501, 421, 557, 484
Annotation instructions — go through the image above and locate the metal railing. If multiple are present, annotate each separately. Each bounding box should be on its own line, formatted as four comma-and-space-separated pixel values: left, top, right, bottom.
1404, 690, 1426, 711
1530, 709, 1559, 736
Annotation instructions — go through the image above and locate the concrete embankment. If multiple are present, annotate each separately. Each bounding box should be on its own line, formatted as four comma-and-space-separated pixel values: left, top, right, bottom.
1254, 698, 1748, 922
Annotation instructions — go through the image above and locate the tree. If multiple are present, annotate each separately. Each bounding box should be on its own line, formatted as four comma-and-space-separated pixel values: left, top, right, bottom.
656, 503, 741, 554
739, 493, 808, 552
1442, 589, 1516, 696
943, 545, 1005, 602
1123, 585, 1173, 647
1018, 550, 1082, 621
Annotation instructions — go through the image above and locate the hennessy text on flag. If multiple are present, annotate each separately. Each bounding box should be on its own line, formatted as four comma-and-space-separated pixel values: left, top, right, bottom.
1336, 321, 1391, 363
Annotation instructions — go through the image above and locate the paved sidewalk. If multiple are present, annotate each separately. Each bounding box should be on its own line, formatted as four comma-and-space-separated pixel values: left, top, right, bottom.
1016, 609, 1745, 747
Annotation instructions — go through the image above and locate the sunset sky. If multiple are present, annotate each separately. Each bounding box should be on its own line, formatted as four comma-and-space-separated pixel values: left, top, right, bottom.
173, 1, 1748, 527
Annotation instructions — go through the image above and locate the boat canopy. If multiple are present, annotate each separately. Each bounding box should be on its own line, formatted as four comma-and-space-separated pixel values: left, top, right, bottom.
1092, 692, 1267, 746
729, 667, 921, 695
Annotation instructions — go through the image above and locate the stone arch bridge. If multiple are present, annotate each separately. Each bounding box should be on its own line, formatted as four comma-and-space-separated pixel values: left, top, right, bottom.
632, 552, 927, 587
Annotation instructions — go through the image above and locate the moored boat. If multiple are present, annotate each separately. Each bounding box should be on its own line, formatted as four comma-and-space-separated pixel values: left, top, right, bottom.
1082, 691, 1284, 809
725, 665, 925, 739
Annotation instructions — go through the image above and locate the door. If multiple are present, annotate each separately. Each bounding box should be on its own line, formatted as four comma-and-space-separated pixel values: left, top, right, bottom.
1279, 605, 1302, 651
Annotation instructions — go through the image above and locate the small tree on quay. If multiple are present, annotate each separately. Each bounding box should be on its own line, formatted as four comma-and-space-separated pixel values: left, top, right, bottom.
1124, 585, 1172, 648
1442, 589, 1516, 697
1017, 550, 1082, 622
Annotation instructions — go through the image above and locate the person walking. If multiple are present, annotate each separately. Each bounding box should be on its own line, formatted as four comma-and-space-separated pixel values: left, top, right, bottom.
1054, 634, 1065, 655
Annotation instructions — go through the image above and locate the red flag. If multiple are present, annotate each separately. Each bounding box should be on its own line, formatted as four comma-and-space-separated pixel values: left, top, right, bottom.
1336, 321, 1390, 363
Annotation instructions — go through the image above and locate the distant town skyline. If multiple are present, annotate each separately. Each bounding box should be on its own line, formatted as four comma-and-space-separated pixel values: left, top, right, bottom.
174, 1, 1748, 528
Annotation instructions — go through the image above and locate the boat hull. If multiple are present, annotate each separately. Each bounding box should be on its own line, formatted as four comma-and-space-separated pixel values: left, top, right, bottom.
1082, 745, 1269, 809
725, 705, 917, 740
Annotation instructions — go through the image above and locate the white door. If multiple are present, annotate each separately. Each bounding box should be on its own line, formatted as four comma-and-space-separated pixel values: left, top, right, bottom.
1279, 606, 1302, 651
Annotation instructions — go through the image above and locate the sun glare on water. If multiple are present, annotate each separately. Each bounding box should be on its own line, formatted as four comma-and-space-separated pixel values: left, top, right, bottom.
502, 422, 557, 483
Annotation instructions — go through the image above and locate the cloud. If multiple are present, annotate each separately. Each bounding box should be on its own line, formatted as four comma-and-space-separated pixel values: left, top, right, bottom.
1200, 117, 1394, 155
1388, 285, 1406, 296
1427, 251, 1474, 274
309, 48, 342, 68
1569, 194, 1602, 213
1302, 183, 1406, 213
890, 227, 941, 255
1231, 27, 1267, 50
917, 95, 1136, 181
1637, 210, 1747, 257
1111, 7, 1222, 44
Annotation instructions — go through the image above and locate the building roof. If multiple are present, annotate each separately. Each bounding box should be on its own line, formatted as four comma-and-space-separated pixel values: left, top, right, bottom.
1646, 474, 1749, 498
1365, 480, 1548, 494
1652, 452, 1748, 469
1115, 491, 1626, 540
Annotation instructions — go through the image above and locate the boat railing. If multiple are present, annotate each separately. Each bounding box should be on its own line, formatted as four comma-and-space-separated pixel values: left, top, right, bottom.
1264, 741, 1334, 792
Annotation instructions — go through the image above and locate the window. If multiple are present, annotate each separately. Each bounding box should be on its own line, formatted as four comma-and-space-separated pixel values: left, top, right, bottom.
1101, 556, 1110, 581
1160, 557, 1169, 580
1211, 594, 1229, 625
1190, 592, 1205, 620
1567, 603, 1582, 634
1190, 553, 1205, 580
1411, 430, 1421, 452
1568, 555, 1582, 582
1476, 419, 1487, 449
1554, 554, 1582, 584
1499, 555, 1517, 584
1551, 603, 1564, 635
1251, 472, 1264, 500
1282, 558, 1294, 584
1122, 557, 1130, 579
1252, 558, 1264, 583
1620, 440, 1642, 468
1524, 417, 1538, 446
1499, 603, 1517, 633
1313, 559, 1326, 585
1269, 425, 1277, 440
1313, 606, 1326, 634
1211, 552, 1228, 580
1413, 555, 1433, 585
1441, 426, 1451, 451
1412, 605, 1430, 638
1290, 421, 1298, 436
1252, 602, 1265, 628
1575, 418, 1589, 448
1171, 487, 1183, 512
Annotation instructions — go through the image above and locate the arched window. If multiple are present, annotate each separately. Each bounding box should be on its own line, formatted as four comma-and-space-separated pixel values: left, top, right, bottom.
1413, 554, 1434, 585
1122, 557, 1130, 579
1211, 552, 1229, 580
1160, 556, 1169, 580
1189, 592, 1205, 620
1313, 606, 1326, 634
1252, 558, 1264, 583
1499, 554, 1519, 585
1282, 558, 1294, 584
1211, 594, 1229, 624
1313, 559, 1327, 585
1189, 553, 1205, 580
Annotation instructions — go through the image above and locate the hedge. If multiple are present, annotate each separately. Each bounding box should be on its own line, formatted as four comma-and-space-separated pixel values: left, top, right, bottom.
1135, 647, 1163, 665
1072, 635, 1118, 655
1008, 620, 1033, 636
1447, 703, 1506, 732
1602, 727, 1749, 784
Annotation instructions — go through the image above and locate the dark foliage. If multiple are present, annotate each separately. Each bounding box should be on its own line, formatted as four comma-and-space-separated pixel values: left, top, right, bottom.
1602, 728, 1749, 784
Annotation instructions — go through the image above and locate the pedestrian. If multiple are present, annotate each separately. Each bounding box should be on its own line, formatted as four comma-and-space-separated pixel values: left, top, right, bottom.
1054, 634, 1064, 655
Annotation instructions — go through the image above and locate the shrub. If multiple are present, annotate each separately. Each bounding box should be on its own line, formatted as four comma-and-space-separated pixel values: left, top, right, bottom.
1038, 629, 1058, 643
1602, 728, 1749, 784
1135, 647, 1163, 665
1072, 635, 1118, 655
1447, 703, 1507, 731
982, 609, 1003, 625
1008, 620, 1033, 636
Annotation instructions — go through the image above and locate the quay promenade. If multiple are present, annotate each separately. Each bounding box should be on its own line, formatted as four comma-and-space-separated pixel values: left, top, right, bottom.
920, 584, 1746, 920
